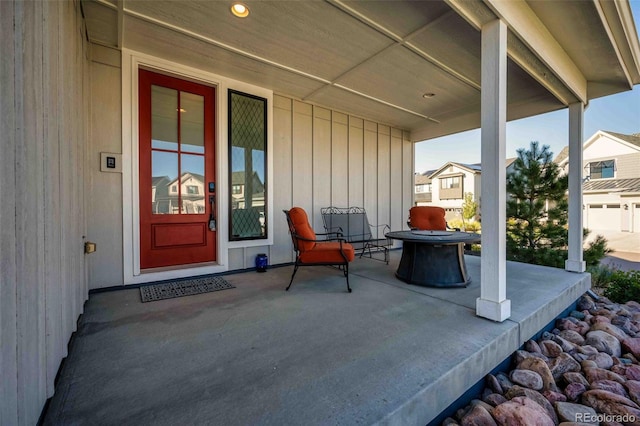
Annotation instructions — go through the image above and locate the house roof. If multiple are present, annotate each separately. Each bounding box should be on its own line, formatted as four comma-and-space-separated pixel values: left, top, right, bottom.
603, 131, 640, 148
425, 159, 515, 178
584, 177, 640, 193
555, 130, 640, 166
414, 174, 432, 185
83, 0, 640, 142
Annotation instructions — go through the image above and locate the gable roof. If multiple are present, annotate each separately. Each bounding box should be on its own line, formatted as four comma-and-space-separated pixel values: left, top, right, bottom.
556, 130, 640, 166
603, 131, 640, 148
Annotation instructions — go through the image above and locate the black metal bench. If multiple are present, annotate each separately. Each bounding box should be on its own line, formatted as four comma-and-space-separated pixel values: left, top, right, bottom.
321, 206, 391, 264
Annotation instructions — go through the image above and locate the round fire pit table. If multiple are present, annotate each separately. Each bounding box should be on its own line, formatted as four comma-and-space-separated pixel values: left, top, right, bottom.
385, 230, 481, 288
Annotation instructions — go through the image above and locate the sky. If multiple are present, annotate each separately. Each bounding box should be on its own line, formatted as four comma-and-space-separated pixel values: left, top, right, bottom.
414, 1, 640, 174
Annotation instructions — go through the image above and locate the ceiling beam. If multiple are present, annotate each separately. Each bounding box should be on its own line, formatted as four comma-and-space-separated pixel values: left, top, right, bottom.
446, 0, 585, 105
480, 0, 587, 104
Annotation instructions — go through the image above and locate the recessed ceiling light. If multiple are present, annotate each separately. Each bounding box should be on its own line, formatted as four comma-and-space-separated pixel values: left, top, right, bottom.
231, 2, 249, 18
422, 93, 436, 99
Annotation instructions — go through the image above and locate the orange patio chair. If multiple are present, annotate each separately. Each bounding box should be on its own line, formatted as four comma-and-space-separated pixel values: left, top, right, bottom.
283, 207, 355, 293
408, 206, 448, 230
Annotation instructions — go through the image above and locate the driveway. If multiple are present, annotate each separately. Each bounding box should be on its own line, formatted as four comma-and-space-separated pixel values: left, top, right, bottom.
587, 229, 640, 271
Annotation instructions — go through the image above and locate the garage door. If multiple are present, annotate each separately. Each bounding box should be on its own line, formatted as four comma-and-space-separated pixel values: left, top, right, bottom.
587, 204, 621, 231
634, 204, 640, 233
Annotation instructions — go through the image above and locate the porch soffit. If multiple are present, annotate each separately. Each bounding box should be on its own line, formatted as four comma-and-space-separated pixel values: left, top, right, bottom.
82, 0, 640, 142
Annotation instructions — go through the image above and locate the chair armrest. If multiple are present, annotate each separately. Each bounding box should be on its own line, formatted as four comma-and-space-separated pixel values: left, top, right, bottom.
368, 223, 390, 238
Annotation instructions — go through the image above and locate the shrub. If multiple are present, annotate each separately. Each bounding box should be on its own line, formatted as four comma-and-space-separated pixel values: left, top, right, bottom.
603, 271, 640, 303
587, 264, 617, 290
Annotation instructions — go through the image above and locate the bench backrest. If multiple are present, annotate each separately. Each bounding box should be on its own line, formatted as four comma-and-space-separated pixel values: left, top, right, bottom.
321, 207, 372, 243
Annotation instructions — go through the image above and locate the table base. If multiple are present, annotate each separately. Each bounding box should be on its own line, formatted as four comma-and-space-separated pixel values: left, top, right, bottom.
395, 241, 470, 287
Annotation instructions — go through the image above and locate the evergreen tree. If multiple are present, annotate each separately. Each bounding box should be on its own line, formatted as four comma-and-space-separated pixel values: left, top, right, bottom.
506, 141, 609, 267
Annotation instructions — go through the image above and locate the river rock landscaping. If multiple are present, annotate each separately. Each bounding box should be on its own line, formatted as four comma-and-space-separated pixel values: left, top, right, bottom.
442, 293, 640, 426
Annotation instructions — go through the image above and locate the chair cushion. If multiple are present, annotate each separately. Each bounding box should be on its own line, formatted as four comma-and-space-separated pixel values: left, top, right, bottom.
299, 242, 355, 264
409, 206, 447, 230
288, 207, 316, 252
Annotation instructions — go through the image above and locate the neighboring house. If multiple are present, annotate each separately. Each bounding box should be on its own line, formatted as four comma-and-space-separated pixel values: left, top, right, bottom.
415, 159, 516, 221
556, 131, 640, 233
413, 171, 435, 205
153, 172, 207, 214
231, 170, 265, 210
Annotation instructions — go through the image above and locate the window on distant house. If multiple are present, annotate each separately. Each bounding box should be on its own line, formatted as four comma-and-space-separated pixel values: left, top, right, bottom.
232, 185, 242, 194
440, 176, 460, 189
589, 160, 615, 179
186, 185, 198, 194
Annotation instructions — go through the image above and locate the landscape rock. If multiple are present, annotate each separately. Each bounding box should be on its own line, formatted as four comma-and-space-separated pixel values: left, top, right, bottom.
591, 322, 628, 342
585, 367, 627, 385
587, 352, 614, 369
589, 380, 629, 397
581, 389, 639, 410
540, 340, 563, 358
625, 380, 640, 406
505, 386, 558, 424
526, 339, 543, 354
549, 353, 581, 380
485, 374, 503, 395
577, 296, 596, 312
563, 372, 590, 387
555, 401, 597, 424
492, 397, 554, 426
518, 357, 560, 392
564, 383, 588, 401
510, 369, 544, 390
558, 330, 585, 346
495, 372, 514, 393
483, 393, 507, 407
584, 330, 622, 357
460, 404, 496, 426
622, 337, 640, 359
443, 293, 640, 426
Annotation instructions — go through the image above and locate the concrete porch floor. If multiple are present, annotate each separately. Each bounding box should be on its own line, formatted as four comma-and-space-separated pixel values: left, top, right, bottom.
44, 251, 590, 426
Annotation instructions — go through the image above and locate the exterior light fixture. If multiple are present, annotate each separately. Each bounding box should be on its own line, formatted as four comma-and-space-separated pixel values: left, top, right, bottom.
624, 204, 629, 210
231, 2, 249, 18
422, 93, 435, 99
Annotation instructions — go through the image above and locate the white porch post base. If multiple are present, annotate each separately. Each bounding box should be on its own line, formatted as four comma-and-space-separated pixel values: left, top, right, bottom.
565, 259, 586, 273
476, 297, 511, 322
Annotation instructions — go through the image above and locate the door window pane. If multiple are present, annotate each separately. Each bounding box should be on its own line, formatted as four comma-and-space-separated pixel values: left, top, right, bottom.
229, 90, 267, 240
151, 151, 178, 214
180, 154, 205, 214
151, 85, 179, 151
180, 92, 205, 154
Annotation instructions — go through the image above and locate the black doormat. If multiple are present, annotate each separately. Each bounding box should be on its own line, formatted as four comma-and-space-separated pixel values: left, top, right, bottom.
140, 276, 235, 303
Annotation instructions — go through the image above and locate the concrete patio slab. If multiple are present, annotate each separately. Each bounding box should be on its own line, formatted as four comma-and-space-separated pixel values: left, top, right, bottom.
44, 251, 590, 426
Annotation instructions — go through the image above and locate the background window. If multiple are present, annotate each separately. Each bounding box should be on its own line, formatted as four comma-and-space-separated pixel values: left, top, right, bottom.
229, 90, 267, 240
589, 160, 615, 179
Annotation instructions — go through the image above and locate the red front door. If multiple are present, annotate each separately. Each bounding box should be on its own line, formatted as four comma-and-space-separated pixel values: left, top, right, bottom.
139, 69, 217, 269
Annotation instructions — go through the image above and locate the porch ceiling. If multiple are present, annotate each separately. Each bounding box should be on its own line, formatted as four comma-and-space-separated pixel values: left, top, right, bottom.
83, 0, 640, 141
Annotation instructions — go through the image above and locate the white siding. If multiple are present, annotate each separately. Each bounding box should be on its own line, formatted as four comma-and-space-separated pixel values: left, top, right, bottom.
584, 135, 637, 159
271, 97, 411, 260
88, 47, 124, 289
1, 1, 89, 424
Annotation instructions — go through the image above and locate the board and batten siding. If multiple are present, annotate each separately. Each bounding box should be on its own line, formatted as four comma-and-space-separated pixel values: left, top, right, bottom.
260, 95, 414, 267
1, 1, 89, 424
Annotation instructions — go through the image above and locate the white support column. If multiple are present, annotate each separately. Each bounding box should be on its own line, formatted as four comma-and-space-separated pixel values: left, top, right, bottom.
565, 102, 586, 272
476, 19, 511, 322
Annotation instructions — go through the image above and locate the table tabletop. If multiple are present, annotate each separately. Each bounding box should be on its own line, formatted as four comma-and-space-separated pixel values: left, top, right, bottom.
385, 230, 481, 244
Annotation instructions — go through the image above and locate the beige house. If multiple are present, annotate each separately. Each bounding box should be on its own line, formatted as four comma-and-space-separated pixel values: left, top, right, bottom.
557, 131, 640, 233
3, 1, 640, 423
415, 159, 516, 221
